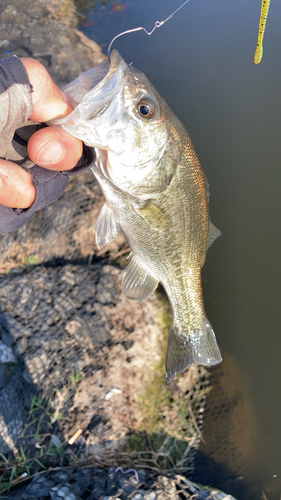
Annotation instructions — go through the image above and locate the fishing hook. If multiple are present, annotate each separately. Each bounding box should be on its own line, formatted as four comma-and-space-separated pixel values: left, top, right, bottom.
107, 0, 191, 60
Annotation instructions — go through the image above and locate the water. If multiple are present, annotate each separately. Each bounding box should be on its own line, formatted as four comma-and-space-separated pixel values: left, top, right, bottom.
76, 1, 281, 498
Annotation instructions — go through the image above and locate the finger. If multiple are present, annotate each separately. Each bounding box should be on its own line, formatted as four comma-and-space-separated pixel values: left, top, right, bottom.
27, 126, 83, 171
20, 58, 75, 122
0, 160, 36, 209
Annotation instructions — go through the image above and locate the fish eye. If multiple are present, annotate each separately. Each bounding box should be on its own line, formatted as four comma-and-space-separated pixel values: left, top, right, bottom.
137, 98, 156, 119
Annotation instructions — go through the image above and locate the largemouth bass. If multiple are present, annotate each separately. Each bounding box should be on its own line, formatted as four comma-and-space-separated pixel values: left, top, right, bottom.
54, 50, 222, 382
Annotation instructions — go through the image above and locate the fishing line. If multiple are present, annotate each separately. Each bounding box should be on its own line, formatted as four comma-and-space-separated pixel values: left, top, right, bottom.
107, 0, 191, 59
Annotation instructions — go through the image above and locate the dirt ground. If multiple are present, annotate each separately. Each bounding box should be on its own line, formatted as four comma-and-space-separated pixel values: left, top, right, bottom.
0, 0, 106, 85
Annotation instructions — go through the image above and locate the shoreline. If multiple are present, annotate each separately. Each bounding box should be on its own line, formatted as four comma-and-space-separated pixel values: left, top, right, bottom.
0, 0, 106, 87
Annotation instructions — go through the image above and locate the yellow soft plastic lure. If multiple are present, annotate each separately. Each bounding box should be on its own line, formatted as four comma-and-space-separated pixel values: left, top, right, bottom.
254, 0, 271, 63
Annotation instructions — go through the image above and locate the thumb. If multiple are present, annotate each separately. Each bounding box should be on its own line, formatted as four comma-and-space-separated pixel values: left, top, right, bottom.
21, 58, 75, 122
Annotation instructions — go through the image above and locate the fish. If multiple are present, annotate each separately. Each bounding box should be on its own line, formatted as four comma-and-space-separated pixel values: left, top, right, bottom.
254, 0, 271, 64
53, 50, 222, 382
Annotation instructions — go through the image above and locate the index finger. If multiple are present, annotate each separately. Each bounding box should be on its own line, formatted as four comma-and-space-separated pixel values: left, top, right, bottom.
20, 58, 75, 122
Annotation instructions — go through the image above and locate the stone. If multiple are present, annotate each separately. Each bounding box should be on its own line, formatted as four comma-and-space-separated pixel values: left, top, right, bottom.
57, 473, 70, 482
64, 494, 76, 500
0, 340, 16, 363
74, 467, 93, 491
0, 380, 25, 454
50, 484, 75, 500
143, 493, 157, 500
106, 469, 117, 496
138, 470, 148, 481
117, 477, 136, 494
0, 364, 8, 389
103, 498, 122, 500
57, 485, 69, 496
50, 485, 77, 500
24, 475, 54, 498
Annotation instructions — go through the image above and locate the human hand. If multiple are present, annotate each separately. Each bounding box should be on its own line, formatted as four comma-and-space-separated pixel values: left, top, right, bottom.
0, 58, 83, 209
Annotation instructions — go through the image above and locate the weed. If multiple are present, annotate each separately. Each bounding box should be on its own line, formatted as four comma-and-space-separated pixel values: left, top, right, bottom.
0, 372, 82, 494
70, 371, 82, 385
0, 255, 38, 274
0, 447, 45, 494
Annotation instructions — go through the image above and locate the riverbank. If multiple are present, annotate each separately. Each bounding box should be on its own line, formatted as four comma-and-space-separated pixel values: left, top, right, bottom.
0, 0, 105, 85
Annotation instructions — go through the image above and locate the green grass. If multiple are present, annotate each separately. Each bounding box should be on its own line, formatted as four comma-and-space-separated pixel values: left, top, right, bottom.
0, 255, 38, 274
0, 372, 82, 495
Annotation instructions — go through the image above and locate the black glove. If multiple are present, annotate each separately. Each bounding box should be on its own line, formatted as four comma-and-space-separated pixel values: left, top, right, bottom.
0, 56, 96, 235
0, 142, 96, 234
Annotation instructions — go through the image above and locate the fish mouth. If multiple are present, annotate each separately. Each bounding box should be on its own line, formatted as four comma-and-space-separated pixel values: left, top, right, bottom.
61, 50, 124, 103
50, 50, 128, 145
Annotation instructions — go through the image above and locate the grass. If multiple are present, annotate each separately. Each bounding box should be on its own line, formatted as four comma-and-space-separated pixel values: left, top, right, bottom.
0, 255, 38, 274
0, 445, 48, 495
0, 372, 82, 495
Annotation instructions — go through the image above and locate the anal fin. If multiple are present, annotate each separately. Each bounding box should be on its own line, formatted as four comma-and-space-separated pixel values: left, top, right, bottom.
95, 202, 120, 249
122, 255, 159, 302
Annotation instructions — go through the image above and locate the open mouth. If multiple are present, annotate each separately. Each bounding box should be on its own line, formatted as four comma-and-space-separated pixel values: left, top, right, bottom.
62, 58, 110, 103
62, 50, 125, 105
51, 50, 128, 134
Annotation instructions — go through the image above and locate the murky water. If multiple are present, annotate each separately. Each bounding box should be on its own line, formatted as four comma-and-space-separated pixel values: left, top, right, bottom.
76, 0, 281, 498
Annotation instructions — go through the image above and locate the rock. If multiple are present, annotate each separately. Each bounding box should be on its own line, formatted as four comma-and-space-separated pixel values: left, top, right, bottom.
26, 476, 55, 498
138, 470, 148, 481
92, 472, 108, 498
0, 364, 8, 388
0, 340, 16, 363
143, 493, 156, 500
50, 484, 77, 500
117, 476, 139, 495
74, 468, 93, 491
103, 497, 122, 500
0, 380, 25, 454
107, 469, 118, 496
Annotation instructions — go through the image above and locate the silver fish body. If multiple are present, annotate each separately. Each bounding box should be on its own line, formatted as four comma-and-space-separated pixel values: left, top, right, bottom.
54, 50, 222, 382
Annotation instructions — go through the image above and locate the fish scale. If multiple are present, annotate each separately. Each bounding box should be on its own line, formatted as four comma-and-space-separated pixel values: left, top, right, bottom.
53, 50, 222, 382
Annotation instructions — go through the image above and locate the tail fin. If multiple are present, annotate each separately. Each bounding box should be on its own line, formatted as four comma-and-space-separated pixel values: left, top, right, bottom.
166, 320, 222, 383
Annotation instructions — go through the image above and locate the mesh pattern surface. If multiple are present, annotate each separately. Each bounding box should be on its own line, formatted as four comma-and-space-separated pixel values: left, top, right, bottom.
0, 171, 105, 268
0, 173, 213, 500
0, 173, 258, 500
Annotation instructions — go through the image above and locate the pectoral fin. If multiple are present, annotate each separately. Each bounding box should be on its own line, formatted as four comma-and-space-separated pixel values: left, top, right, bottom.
206, 221, 221, 251
95, 202, 120, 249
122, 256, 159, 302
134, 203, 169, 231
